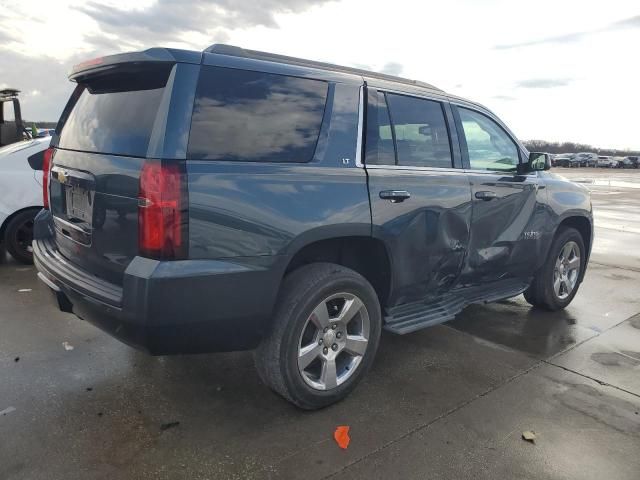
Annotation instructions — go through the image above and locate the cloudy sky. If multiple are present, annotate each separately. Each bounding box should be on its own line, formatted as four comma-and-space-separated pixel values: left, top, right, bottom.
1, 0, 638, 149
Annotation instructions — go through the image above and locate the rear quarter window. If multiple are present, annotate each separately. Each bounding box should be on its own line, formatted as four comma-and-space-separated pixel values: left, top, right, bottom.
188, 66, 328, 162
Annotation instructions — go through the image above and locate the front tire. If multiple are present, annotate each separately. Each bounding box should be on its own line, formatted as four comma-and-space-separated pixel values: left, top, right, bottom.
4, 209, 38, 264
524, 227, 585, 311
255, 263, 382, 410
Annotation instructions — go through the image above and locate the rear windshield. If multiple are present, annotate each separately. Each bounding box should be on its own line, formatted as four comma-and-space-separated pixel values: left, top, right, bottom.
188, 66, 328, 162
57, 64, 172, 157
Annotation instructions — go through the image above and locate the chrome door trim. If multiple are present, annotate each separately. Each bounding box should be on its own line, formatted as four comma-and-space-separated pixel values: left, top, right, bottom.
355, 85, 364, 168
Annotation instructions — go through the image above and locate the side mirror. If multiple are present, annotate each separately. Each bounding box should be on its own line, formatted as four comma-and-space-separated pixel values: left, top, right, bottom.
519, 152, 550, 173
28, 149, 44, 171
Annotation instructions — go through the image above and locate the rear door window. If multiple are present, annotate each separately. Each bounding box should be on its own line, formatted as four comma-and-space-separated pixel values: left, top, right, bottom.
385, 93, 453, 168
57, 64, 172, 157
188, 66, 328, 162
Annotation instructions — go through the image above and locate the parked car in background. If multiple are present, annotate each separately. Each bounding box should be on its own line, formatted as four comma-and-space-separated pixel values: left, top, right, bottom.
31, 45, 593, 409
597, 156, 615, 167
554, 155, 581, 168
35, 128, 55, 138
551, 154, 570, 167
611, 157, 625, 168
575, 153, 588, 167
621, 156, 639, 169
574, 152, 597, 167
586, 157, 598, 168
0, 137, 48, 263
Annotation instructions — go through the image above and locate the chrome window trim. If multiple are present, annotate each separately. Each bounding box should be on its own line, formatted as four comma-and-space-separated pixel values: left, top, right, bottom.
463, 168, 538, 178
365, 163, 537, 177
360, 89, 534, 176
360, 86, 459, 172
355, 85, 364, 168
364, 164, 463, 174
368, 84, 449, 103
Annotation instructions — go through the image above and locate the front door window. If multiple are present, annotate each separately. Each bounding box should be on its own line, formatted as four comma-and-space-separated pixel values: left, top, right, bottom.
458, 108, 519, 172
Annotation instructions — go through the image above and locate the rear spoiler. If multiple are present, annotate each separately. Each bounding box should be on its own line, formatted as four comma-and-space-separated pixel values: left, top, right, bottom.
69, 48, 202, 82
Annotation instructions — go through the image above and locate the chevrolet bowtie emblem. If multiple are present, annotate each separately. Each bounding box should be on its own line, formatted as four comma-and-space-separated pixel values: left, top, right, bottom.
58, 171, 67, 184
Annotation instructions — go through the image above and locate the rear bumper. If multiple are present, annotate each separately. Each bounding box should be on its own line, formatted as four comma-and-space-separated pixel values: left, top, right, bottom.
33, 230, 285, 355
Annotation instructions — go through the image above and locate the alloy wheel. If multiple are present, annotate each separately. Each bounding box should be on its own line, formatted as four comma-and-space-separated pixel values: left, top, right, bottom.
297, 292, 370, 391
553, 241, 580, 300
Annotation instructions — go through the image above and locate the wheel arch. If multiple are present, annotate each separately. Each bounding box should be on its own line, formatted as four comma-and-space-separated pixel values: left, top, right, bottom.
558, 214, 593, 255
282, 232, 393, 309
556, 214, 593, 281
0, 206, 42, 242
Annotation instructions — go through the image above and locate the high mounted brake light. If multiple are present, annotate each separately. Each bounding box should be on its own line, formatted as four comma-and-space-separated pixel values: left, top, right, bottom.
138, 160, 188, 259
74, 57, 104, 71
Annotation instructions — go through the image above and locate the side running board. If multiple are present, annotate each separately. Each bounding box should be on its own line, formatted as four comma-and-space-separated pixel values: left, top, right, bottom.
384, 281, 529, 335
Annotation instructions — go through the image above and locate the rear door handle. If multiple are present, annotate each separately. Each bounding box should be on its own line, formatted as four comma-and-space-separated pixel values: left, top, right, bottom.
475, 191, 498, 201
380, 190, 411, 203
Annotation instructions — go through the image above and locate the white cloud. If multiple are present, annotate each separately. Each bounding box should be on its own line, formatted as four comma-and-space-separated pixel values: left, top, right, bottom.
1, 0, 638, 149
231, 0, 640, 149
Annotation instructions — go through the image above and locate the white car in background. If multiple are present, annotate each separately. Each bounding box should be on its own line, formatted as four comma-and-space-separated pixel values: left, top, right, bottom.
596, 156, 615, 167
0, 137, 48, 263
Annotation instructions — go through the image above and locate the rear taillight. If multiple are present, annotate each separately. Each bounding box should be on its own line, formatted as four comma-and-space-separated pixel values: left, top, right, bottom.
42, 147, 54, 209
138, 160, 188, 260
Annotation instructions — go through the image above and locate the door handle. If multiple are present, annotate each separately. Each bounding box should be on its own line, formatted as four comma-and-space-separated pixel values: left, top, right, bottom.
475, 191, 498, 201
380, 190, 411, 203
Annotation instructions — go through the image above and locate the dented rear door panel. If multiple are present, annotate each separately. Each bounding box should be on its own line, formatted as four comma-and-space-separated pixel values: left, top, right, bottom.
368, 166, 472, 306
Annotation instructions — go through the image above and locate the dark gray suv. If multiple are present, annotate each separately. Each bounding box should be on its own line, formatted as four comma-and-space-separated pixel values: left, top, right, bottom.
32, 44, 593, 409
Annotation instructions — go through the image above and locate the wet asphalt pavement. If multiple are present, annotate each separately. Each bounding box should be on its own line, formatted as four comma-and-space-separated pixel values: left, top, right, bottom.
1, 168, 639, 479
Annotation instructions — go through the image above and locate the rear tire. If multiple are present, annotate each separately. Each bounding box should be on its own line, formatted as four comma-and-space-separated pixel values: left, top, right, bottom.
4, 209, 38, 264
524, 227, 585, 311
255, 263, 381, 410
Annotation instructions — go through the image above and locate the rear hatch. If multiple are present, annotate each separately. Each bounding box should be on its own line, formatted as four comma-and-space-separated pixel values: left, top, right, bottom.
49, 61, 176, 286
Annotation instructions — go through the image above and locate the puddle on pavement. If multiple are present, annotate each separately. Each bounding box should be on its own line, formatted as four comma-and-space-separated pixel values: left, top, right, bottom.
450, 300, 586, 359
591, 351, 640, 368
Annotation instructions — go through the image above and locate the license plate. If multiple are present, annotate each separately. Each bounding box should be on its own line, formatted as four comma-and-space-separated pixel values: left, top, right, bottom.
65, 186, 93, 224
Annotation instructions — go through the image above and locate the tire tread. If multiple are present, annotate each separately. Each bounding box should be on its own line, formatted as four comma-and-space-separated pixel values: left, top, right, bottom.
254, 262, 381, 409
4, 209, 38, 264
524, 226, 585, 311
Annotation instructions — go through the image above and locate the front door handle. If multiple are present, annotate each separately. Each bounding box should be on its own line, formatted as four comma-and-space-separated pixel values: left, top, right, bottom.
380, 190, 411, 203
475, 190, 498, 201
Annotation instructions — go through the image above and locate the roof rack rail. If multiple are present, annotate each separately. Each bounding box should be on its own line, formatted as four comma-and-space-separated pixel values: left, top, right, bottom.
204, 44, 442, 92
